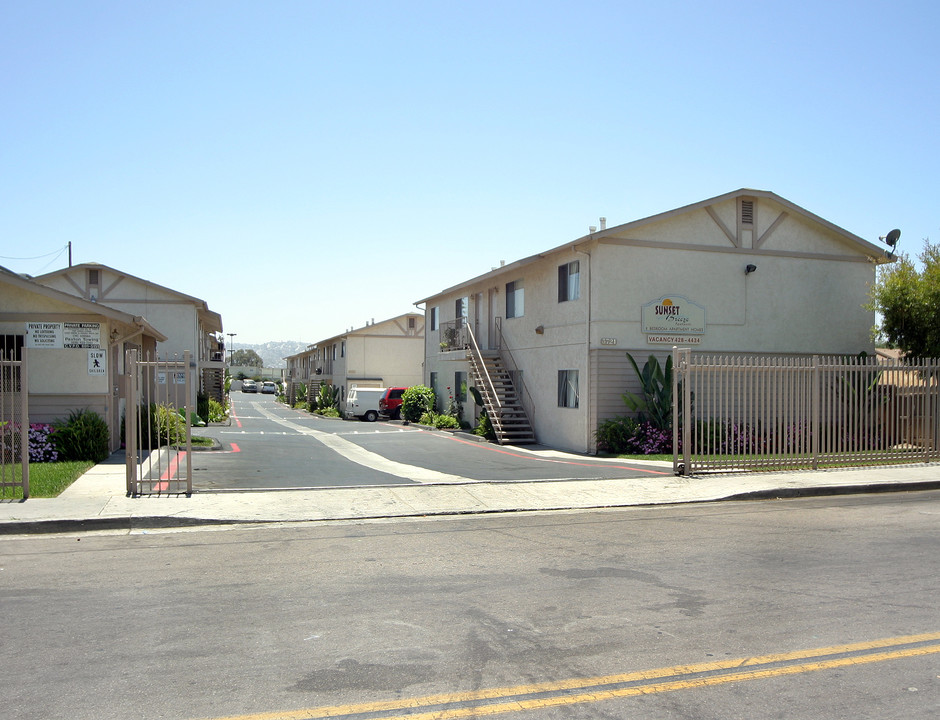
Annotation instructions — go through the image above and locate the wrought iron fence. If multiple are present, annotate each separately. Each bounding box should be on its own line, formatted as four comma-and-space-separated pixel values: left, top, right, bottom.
125, 349, 192, 495
438, 318, 469, 352
673, 348, 940, 475
0, 349, 28, 499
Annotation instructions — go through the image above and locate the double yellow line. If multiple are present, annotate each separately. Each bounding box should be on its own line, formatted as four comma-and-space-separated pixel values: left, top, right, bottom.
208, 632, 940, 720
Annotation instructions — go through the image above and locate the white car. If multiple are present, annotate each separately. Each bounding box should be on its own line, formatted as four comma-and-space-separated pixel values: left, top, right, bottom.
261, 381, 277, 394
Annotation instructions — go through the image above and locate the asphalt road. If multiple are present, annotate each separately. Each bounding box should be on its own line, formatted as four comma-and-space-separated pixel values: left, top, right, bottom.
3, 491, 939, 720
191, 393, 671, 490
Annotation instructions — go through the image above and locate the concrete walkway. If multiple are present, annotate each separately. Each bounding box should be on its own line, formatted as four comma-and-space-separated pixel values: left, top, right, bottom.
1, 451, 938, 534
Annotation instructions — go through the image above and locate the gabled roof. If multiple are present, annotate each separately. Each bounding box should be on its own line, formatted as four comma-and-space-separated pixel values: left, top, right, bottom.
0, 265, 167, 341
32, 262, 222, 332
415, 189, 891, 303
284, 312, 424, 360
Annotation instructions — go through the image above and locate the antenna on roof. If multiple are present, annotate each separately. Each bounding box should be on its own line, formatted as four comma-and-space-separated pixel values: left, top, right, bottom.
879, 228, 901, 259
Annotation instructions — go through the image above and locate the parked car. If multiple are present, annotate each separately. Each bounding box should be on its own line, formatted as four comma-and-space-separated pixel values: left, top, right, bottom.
344, 386, 387, 422
241, 379, 258, 393
378, 387, 408, 419
261, 381, 278, 394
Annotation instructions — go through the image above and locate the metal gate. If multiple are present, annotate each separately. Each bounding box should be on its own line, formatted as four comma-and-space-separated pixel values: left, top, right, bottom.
674, 348, 940, 476
0, 348, 28, 499
125, 349, 193, 495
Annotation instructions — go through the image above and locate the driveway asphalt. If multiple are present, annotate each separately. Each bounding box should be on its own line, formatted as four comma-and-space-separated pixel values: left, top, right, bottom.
1, 439, 938, 535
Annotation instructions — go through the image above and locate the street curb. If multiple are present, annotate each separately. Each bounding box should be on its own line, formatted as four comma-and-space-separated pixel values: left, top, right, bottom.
726, 480, 940, 501
3, 480, 939, 535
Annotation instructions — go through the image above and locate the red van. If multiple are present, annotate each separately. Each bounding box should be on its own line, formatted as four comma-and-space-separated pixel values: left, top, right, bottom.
378, 387, 408, 420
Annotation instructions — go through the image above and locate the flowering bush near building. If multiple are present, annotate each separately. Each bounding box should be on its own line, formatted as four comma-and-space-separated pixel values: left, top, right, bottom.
29, 424, 59, 462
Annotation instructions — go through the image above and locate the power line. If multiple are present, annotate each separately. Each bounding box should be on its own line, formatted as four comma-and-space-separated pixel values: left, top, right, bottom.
0, 244, 70, 261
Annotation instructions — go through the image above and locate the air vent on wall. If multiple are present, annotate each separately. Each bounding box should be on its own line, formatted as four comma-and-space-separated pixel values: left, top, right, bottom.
741, 200, 754, 225
740, 200, 754, 225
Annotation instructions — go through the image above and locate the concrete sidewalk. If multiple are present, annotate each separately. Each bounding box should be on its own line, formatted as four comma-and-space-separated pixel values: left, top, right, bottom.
1, 452, 938, 535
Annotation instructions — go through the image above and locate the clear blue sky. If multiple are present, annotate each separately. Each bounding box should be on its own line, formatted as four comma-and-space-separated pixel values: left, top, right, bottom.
2, 1, 937, 345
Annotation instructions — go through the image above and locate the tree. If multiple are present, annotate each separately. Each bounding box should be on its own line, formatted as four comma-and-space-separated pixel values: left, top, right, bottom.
870, 239, 940, 359
231, 349, 263, 367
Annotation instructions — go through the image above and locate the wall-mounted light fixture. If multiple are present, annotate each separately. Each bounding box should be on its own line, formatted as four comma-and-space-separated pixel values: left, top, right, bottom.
535, 325, 545, 335
745, 264, 757, 275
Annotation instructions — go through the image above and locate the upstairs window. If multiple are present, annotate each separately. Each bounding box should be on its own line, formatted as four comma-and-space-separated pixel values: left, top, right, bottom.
430, 306, 439, 331
558, 261, 580, 302
506, 280, 524, 318
455, 297, 468, 327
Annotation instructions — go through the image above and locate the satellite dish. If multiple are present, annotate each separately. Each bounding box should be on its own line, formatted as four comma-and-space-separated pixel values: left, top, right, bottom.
884, 228, 901, 247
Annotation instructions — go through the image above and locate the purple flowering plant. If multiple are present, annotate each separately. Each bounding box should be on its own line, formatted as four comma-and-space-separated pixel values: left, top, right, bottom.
0, 422, 59, 463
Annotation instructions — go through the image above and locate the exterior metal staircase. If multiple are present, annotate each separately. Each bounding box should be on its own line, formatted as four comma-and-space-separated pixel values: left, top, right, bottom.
467, 345, 536, 446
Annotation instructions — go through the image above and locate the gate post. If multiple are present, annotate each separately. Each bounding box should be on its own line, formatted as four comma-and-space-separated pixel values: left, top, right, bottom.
673, 347, 692, 476
20, 347, 29, 498
812, 355, 820, 470
125, 348, 138, 495
184, 350, 193, 494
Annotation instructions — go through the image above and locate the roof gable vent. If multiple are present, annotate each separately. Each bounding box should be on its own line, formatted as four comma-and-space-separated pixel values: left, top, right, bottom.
740, 200, 754, 225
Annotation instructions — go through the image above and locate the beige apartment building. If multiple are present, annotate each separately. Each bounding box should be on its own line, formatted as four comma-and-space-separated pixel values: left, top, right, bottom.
285, 313, 424, 410
1, 266, 166, 452
418, 189, 892, 453
32, 263, 225, 404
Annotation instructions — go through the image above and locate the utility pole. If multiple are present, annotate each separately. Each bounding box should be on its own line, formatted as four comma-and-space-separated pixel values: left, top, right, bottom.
227, 333, 236, 365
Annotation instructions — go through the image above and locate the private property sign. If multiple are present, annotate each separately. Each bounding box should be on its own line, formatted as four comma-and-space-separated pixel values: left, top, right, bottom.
25, 322, 101, 349
642, 296, 705, 336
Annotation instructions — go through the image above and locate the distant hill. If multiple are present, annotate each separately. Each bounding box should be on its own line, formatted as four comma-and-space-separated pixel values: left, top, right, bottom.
235, 341, 309, 368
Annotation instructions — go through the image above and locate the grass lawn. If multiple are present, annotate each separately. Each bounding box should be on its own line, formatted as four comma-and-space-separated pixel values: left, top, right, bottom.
598, 453, 673, 462
2, 460, 95, 499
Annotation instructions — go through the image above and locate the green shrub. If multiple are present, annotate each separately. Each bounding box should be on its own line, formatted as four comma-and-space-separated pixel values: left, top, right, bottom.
316, 407, 341, 418
311, 383, 340, 412
196, 393, 209, 424
402, 385, 436, 423
208, 398, 228, 422
416, 411, 460, 429
433, 414, 460, 429
473, 411, 495, 441
623, 353, 674, 430
595, 416, 640, 454
155, 405, 188, 447
52, 409, 110, 463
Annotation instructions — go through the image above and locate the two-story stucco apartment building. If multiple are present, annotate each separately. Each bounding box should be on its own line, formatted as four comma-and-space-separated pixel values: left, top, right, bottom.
418, 189, 891, 453
285, 313, 424, 411
32, 263, 225, 405
1, 266, 167, 452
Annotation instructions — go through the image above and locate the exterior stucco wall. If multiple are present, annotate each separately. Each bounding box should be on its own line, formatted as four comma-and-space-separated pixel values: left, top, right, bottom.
36, 268, 203, 361
421, 193, 881, 454
590, 242, 875, 355
0, 281, 142, 450
298, 314, 424, 412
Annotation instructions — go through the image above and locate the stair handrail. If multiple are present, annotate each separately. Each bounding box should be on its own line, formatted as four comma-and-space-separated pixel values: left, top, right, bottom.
466, 323, 502, 410
494, 322, 536, 431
